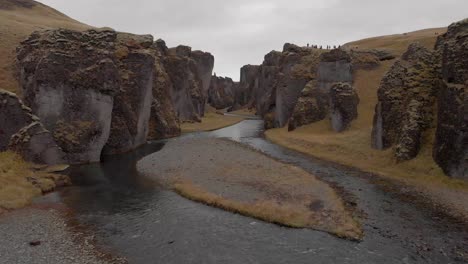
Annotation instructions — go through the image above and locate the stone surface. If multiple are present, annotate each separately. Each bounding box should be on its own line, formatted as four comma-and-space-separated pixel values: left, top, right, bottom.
8, 122, 65, 165
16, 29, 120, 164
433, 19, 468, 179
371, 43, 439, 162
147, 40, 181, 140
329, 82, 359, 132
236, 65, 260, 107
103, 33, 155, 155
288, 49, 354, 131
163, 46, 214, 122
0, 89, 63, 164
208, 75, 237, 109
288, 80, 329, 131
0, 89, 37, 151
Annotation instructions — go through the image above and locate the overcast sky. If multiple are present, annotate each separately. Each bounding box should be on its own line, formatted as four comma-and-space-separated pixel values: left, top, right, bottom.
38, 0, 467, 80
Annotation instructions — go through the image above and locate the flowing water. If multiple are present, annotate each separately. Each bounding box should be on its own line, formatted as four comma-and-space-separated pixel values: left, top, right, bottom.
56, 120, 468, 264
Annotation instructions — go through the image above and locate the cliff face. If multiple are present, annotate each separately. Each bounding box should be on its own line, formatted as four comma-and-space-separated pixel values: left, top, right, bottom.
0, 89, 65, 165
102, 33, 155, 155
288, 49, 357, 132
13, 28, 214, 163
208, 76, 238, 110
236, 65, 260, 107
369, 18, 467, 178
433, 19, 468, 179
371, 43, 439, 162
164, 46, 214, 122
17, 29, 119, 163
147, 39, 181, 140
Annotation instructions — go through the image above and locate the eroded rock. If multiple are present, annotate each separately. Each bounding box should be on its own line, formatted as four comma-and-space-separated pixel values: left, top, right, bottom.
433, 19, 468, 178
103, 33, 155, 155
329, 82, 359, 132
17, 29, 120, 163
208, 75, 237, 109
371, 43, 439, 162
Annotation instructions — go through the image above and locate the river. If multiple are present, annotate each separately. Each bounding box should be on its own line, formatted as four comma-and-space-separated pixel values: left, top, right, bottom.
54, 120, 467, 263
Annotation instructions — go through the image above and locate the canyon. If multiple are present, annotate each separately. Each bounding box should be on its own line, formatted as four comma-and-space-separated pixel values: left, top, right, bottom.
0, 1, 467, 263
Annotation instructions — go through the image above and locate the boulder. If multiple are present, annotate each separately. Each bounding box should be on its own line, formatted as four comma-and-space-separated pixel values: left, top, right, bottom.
329, 82, 359, 132
371, 43, 439, 162
102, 33, 155, 155
433, 19, 468, 179
16, 29, 120, 164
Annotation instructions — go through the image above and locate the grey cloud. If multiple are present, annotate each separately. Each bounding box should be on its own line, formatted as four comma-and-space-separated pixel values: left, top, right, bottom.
38, 0, 468, 80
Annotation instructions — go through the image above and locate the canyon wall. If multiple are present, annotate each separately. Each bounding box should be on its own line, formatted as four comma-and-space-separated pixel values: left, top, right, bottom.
208, 75, 238, 110
8, 28, 214, 164
371, 18, 467, 178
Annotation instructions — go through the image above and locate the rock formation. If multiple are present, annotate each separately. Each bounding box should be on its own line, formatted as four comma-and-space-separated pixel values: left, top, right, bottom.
208, 75, 238, 109
371, 43, 439, 162
0, 89, 64, 164
164, 46, 214, 122
329, 82, 359, 132
16, 29, 120, 164
102, 33, 155, 155
288, 49, 357, 131
433, 19, 468, 179
235, 65, 260, 107
147, 39, 181, 140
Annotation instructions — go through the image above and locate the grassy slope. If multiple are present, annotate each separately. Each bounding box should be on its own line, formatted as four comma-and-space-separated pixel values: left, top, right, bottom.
266, 27, 468, 218
0, 0, 90, 93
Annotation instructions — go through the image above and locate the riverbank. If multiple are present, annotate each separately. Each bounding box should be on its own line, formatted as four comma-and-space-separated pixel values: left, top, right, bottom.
137, 137, 362, 240
265, 127, 468, 221
0, 152, 70, 211
0, 207, 125, 264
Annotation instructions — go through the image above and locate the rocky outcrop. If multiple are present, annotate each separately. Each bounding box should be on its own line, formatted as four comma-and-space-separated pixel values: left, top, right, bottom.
8, 122, 65, 165
147, 39, 180, 140
371, 43, 439, 162
16, 29, 120, 163
0, 89, 64, 164
433, 19, 468, 179
208, 75, 238, 109
288, 80, 329, 131
236, 65, 260, 107
329, 82, 359, 132
249, 44, 324, 128
192, 50, 215, 114
164, 46, 214, 122
102, 33, 155, 155
288, 49, 356, 131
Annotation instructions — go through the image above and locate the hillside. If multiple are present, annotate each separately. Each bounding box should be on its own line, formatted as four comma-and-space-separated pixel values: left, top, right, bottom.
0, 0, 90, 93
343, 27, 447, 55
265, 25, 468, 218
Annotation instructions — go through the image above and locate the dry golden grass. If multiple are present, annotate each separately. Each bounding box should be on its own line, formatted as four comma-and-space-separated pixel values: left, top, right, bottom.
0, 2, 90, 93
173, 178, 362, 240
181, 106, 244, 133
0, 151, 41, 209
0, 151, 68, 210
344, 27, 446, 56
